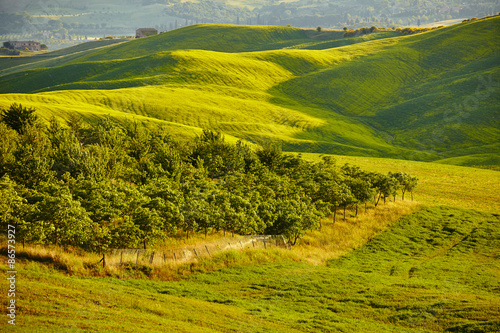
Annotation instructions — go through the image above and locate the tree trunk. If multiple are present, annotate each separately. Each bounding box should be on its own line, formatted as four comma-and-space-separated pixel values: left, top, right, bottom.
143, 239, 146, 249
343, 205, 346, 220
204, 226, 207, 239
355, 205, 358, 217
333, 209, 337, 223
402, 190, 406, 201
375, 193, 382, 207
365, 202, 367, 212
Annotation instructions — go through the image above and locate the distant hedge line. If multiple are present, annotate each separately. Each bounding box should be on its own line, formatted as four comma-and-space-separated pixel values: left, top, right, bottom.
343, 25, 444, 37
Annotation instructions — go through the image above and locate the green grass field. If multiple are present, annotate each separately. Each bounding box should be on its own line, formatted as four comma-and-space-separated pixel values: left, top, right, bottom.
0, 17, 499, 332
0, 38, 128, 75
300, 153, 500, 214
0, 17, 498, 165
3, 206, 498, 332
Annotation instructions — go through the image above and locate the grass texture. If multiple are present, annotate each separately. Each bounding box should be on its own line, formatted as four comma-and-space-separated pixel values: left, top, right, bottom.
0, 18, 498, 165
2, 206, 498, 332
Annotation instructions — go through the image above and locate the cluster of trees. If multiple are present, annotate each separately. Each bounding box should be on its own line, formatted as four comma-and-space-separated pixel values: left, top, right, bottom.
0, 103, 417, 252
0, 47, 20, 56
342, 26, 391, 37
394, 26, 444, 35
164, 0, 499, 29
164, 1, 253, 25
342, 25, 444, 38
2, 41, 48, 52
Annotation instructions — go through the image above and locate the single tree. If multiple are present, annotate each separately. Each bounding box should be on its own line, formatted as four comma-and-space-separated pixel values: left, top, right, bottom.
0, 103, 38, 133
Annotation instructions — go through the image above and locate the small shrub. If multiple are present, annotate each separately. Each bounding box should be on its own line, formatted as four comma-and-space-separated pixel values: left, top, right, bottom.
0, 47, 20, 55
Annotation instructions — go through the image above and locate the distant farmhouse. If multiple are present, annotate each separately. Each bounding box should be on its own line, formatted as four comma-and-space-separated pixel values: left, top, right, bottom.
136, 28, 158, 38
3, 41, 41, 51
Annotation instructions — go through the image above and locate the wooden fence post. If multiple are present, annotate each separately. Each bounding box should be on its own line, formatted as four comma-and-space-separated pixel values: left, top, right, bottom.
100, 254, 105, 268
173, 252, 177, 261
205, 245, 211, 256
120, 251, 123, 265
136, 251, 140, 264
150, 251, 155, 264
193, 248, 198, 257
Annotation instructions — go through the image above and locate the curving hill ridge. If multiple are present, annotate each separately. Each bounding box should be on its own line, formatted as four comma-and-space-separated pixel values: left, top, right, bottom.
0, 17, 498, 166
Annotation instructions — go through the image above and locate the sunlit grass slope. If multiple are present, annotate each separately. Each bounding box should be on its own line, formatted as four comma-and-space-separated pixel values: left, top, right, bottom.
301, 153, 500, 214
5, 207, 498, 332
74, 24, 314, 61
0, 44, 413, 156
277, 17, 500, 162
0, 38, 127, 76
0, 18, 498, 164
0, 85, 326, 144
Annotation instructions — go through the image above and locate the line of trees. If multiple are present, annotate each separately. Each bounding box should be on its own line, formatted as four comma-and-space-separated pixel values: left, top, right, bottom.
0, 103, 417, 252
342, 25, 444, 38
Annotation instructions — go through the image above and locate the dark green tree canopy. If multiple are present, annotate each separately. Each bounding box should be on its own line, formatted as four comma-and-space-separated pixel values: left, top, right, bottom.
0, 103, 39, 133
0, 106, 417, 250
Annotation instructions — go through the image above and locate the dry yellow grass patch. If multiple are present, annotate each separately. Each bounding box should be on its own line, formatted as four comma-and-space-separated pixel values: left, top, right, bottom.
5, 201, 420, 278
296, 200, 422, 265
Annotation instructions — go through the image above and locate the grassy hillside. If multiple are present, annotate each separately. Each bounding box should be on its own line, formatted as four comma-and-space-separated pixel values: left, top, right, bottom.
0, 38, 128, 76
276, 17, 500, 161
0, 18, 498, 165
3, 206, 498, 332
301, 153, 500, 214
74, 24, 315, 61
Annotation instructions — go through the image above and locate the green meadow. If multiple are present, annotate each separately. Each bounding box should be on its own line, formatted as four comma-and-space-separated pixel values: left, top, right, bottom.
2, 206, 499, 332
1, 17, 498, 165
1, 15, 499, 333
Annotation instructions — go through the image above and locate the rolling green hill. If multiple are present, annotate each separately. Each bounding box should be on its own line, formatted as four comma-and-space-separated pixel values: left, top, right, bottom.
0, 17, 498, 166
0, 38, 128, 76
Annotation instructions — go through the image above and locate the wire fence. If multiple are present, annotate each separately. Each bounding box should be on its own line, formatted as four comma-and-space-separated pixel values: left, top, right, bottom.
100, 235, 289, 268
